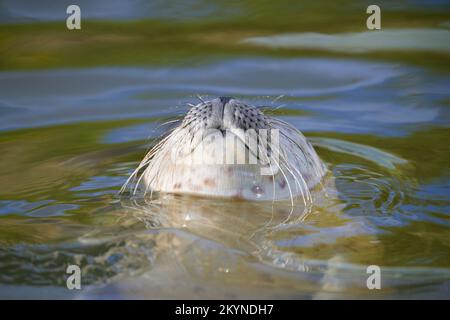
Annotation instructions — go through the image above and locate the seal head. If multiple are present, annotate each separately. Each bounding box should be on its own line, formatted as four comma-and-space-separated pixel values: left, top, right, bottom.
123, 97, 326, 201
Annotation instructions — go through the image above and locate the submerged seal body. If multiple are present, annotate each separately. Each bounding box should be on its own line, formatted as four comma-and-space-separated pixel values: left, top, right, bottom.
123, 97, 326, 201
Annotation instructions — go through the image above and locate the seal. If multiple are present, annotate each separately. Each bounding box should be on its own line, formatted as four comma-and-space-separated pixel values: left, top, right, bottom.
122, 97, 326, 202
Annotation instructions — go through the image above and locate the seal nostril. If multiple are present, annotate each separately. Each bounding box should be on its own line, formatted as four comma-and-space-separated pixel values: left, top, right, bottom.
219, 96, 234, 105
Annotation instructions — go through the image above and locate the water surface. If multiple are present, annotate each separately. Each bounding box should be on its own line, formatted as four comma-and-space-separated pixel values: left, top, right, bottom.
0, 0, 449, 299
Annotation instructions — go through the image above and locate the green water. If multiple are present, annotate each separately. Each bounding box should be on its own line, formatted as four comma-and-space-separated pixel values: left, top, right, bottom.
0, 0, 449, 299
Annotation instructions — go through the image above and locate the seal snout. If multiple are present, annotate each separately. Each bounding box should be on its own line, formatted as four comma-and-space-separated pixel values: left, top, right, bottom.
183, 97, 268, 133
218, 96, 234, 106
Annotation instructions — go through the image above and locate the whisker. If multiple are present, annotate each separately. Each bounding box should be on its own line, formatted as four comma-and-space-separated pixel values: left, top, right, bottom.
196, 94, 206, 103
272, 104, 286, 111
272, 95, 285, 104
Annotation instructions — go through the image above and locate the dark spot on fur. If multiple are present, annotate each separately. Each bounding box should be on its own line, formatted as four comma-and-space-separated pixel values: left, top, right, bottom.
203, 178, 216, 187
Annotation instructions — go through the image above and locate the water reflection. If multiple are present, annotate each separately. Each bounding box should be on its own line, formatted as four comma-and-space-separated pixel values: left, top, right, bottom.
243, 29, 450, 53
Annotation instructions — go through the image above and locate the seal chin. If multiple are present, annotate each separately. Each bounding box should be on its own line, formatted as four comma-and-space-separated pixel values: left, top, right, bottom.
122, 97, 327, 202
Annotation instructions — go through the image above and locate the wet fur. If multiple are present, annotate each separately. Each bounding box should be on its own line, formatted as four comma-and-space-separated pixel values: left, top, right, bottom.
121, 98, 326, 206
